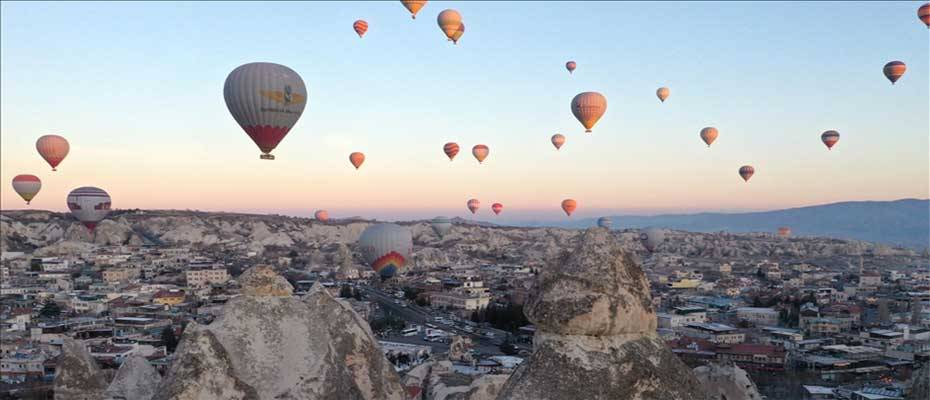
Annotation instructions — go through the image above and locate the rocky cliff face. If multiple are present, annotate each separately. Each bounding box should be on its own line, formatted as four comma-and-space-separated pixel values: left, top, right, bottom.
54, 337, 109, 400
104, 355, 161, 400
153, 265, 405, 400
496, 228, 707, 400
693, 362, 762, 400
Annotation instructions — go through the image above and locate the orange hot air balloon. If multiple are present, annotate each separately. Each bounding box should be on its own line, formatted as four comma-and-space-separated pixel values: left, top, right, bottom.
349, 152, 365, 169
437, 9, 462, 41
353, 20, 368, 38
467, 199, 480, 214
561, 199, 577, 216
443, 142, 460, 161
571, 92, 607, 133
821, 130, 840, 150
566, 61, 576, 75
36, 135, 69, 171
919, 3, 930, 28
472, 145, 489, 164
883, 61, 906, 85
739, 165, 755, 182
700, 127, 718, 147
314, 210, 329, 222
491, 203, 503, 215
656, 87, 670, 102
777, 227, 791, 238
451, 22, 465, 44
551, 134, 566, 150
401, 0, 427, 19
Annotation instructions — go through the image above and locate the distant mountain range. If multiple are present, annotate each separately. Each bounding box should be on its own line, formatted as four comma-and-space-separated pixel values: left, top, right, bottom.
516, 199, 929, 250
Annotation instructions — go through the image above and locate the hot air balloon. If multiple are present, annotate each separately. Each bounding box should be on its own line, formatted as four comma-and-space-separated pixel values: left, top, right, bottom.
551, 134, 565, 150
777, 227, 791, 238
566, 61, 576, 75
431, 216, 452, 238
12, 175, 41, 205
353, 20, 368, 38
597, 216, 612, 229
36, 135, 69, 171
920, 3, 930, 28
700, 127, 718, 147
224, 62, 308, 160
491, 203, 503, 215
656, 87, 670, 102
358, 223, 413, 279
67, 187, 111, 231
467, 199, 480, 214
349, 152, 365, 169
883, 61, 906, 85
571, 92, 607, 133
451, 23, 464, 44
437, 9, 462, 41
739, 165, 755, 182
561, 199, 577, 216
314, 210, 329, 222
443, 142, 460, 161
640, 227, 665, 252
401, 0, 427, 19
821, 130, 840, 150
472, 145, 489, 164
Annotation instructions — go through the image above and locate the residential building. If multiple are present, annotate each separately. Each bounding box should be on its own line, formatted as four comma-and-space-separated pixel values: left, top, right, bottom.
186, 268, 229, 287
736, 307, 780, 327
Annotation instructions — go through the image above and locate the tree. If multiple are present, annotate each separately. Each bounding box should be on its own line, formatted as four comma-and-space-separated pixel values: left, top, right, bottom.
287, 250, 299, 258
39, 302, 61, 318
499, 334, 518, 355
161, 327, 179, 352
339, 284, 353, 298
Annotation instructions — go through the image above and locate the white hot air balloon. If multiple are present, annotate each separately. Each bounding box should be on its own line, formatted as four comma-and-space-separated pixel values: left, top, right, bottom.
66, 187, 112, 231
224, 62, 308, 160
358, 223, 413, 279
597, 216, 613, 229
431, 216, 453, 238
640, 227, 666, 252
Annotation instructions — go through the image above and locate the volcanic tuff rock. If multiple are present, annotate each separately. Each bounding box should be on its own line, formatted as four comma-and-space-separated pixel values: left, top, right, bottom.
693, 362, 762, 400
104, 355, 162, 400
496, 228, 708, 400
154, 267, 404, 400
237, 264, 293, 296
54, 338, 108, 400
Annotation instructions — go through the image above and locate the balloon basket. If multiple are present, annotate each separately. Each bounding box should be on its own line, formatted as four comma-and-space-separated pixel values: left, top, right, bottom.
260, 154, 275, 160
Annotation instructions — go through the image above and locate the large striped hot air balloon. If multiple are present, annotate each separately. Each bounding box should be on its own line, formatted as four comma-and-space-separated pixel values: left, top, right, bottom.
571, 92, 607, 133
467, 199, 480, 214
349, 152, 365, 169
491, 203, 503, 215
443, 142, 460, 161
700, 127, 718, 147
314, 210, 329, 222
437, 9, 462, 41
36, 135, 69, 171
919, 3, 930, 28
431, 216, 452, 238
561, 199, 577, 216
551, 134, 565, 150
739, 165, 755, 182
640, 227, 666, 252
66, 187, 111, 231
12, 175, 41, 205
358, 223, 413, 279
777, 227, 791, 238
224, 62, 308, 160
656, 87, 670, 103
883, 61, 906, 85
472, 145, 489, 164
597, 216, 612, 229
400, 0, 427, 19
353, 20, 369, 38
451, 22, 465, 45
821, 130, 840, 150
566, 61, 576, 75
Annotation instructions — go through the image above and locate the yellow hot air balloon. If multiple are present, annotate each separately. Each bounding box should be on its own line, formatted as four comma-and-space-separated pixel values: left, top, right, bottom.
571, 92, 607, 133
437, 9, 462, 41
656, 87, 670, 102
401, 0, 427, 19
451, 22, 465, 44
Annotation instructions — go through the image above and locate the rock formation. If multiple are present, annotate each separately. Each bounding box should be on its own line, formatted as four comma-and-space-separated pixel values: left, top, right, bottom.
496, 228, 708, 400
423, 361, 508, 400
54, 338, 108, 400
104, 355, 162, 400
448, 335, 474, 363
693, 362, 762, 400
154, 266, 405, 400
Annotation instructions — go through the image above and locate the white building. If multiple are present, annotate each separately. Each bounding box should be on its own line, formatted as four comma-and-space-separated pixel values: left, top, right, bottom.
186, 268, 229, 287
736, 307, 780, 327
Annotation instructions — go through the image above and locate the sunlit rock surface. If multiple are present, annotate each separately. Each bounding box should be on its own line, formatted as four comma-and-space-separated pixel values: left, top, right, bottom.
693, 362, 762, 400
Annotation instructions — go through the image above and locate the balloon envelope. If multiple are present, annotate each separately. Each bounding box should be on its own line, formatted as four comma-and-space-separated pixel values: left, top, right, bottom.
656, 87, 670, 102
597, 216, 612, 229
561, 199, 577, 216
566, 61, 576, 74
883, 61, 906, 84
467, 199, 480, 214
571, 92, 607, 133
920, 3, 930, 28
350, 152, 365, 169
472, 145, 489, 163
491, 203, 503, 215
401, 0, 427, 19
36, 135, 69, 171
451, 23, 464, 44
358, 223, 413, 279
437, 9, 462, 40
314, 210, 329, 222
739, 165, 755, 182
777, 227, 791, 238
700, 127, 718, 147
551, 134, 565, 150
12, 175, 41, 204
67, 187, 111, 231
821, 130, 840, 150
431, 216, 452, 238
443, 142, 460, 160
224, 62, 308, 160
353, 20, 368, 37
640, 228, 665, 252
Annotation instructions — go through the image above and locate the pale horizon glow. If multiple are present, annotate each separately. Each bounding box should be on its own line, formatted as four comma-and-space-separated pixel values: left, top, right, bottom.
2, 2, 928, 222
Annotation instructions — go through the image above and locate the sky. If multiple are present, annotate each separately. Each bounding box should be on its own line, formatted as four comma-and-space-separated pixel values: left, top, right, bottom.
1, 1, 927, 222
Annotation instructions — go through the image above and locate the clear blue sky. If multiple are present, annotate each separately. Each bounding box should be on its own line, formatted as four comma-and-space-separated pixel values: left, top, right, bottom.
1, 1, 927, 221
